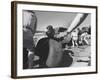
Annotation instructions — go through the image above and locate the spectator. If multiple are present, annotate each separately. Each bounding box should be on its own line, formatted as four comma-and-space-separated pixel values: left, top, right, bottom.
80, 31, 89, 45
23, 10, 37, 69
71, 30, 78, 47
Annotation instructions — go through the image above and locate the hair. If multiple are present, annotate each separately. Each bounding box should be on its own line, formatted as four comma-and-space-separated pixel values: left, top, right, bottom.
46, 25, 53, 30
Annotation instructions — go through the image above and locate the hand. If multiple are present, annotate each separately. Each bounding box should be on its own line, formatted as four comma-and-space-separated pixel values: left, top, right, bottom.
62, 34, 71, 43
28, 51, 35, 69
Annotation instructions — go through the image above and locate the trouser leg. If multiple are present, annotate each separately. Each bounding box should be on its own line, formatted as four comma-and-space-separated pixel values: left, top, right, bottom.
23, 48, 28, 69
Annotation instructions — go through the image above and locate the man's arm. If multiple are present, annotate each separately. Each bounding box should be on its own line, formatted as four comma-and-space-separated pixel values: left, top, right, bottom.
67, 13, 88, 33
55, 13, 88, 38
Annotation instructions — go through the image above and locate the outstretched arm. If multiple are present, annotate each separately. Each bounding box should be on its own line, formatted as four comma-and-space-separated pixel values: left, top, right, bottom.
55, 13, 88, 38
67, 13, 88, 33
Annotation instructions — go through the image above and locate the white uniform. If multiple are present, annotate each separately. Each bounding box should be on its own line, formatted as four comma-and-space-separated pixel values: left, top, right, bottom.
71, 30, 78, 47
71, 31, 78, 41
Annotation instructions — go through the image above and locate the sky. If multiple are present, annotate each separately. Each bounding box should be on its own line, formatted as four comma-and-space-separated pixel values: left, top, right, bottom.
34, 10, 91, 31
